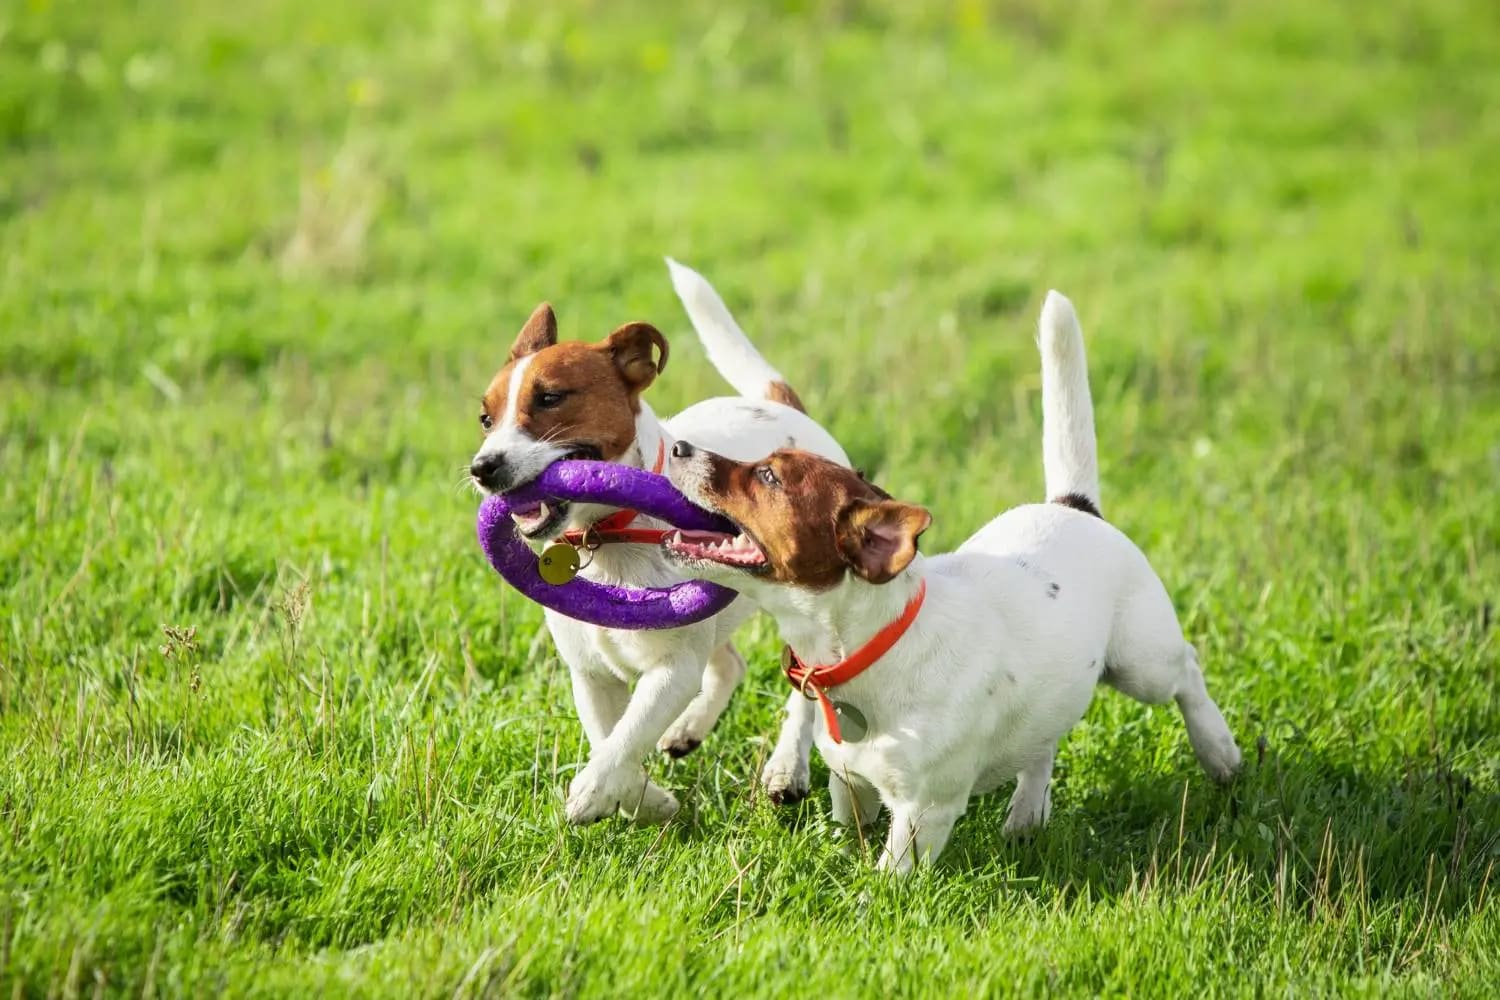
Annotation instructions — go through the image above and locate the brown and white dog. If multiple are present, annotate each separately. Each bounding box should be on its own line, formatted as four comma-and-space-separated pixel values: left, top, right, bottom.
470, 260, 848, 824
663, 293, 1241, 871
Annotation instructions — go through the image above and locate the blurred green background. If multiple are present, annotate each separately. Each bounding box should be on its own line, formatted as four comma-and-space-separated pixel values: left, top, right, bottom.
2, 0, 1497, 995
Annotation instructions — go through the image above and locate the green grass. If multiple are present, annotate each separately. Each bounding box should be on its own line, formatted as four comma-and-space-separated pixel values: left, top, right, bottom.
3, 0, 1498, 994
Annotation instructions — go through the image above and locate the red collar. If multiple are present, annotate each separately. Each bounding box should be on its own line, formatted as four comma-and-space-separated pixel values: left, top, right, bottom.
561, 438, 668, 546
783, 578, 927, 743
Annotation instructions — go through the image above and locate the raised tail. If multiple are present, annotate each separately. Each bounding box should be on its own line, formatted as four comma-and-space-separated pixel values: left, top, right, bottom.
665, 257, 807, 412
1039, 290, 1101, 517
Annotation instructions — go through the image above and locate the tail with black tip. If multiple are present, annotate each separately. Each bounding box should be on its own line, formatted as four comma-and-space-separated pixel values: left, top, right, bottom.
1039, 290, 1101, 518
665, 257, 807, 413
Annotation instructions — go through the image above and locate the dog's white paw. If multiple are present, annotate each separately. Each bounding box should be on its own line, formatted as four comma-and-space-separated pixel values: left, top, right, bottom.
622, 781, 680, 824
565, 764, 649, 825
1194, 734, 1243, 785
1002, 785, 1052, 838
875, 848, 916, 877
761, 755, 811, 805
1001, 802, 1050, 839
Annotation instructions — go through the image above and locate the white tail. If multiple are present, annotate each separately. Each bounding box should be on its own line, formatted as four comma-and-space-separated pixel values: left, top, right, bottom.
1039, 290, 1100, 511
665, 258, 804, 410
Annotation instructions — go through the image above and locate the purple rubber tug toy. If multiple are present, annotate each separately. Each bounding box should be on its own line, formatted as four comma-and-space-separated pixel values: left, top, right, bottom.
476, 460, 740, 630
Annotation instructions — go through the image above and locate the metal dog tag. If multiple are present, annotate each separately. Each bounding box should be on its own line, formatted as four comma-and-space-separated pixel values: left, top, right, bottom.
831, 701, 868, 743
537, 543, 581, 585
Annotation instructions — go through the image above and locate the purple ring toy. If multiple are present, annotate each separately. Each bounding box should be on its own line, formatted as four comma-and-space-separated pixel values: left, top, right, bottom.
476, 460, 740, 630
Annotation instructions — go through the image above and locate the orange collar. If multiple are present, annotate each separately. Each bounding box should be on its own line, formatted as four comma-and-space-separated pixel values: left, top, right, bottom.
783, 578, 927, 743
561, 438, 668, 546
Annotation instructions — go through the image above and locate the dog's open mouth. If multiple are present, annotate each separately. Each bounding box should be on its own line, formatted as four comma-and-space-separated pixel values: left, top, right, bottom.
662, 528, 769, 570
509, 499, 569, 539
504, 447, 602, 538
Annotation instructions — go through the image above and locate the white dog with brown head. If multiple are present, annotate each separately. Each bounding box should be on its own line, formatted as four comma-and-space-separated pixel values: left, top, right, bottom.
470, 261, 846, 824
663, 292, 1242, 871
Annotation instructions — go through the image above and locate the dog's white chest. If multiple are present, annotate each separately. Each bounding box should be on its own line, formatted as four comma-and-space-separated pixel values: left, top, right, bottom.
555, 610, 701, 681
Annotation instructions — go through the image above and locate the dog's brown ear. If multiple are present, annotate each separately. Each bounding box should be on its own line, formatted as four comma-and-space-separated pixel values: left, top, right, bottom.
604, 321, 669, 393
509, 303, 558, 360
836, 499, 932, 584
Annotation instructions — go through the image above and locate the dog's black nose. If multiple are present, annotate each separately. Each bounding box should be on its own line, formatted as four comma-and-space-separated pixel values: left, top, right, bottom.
470, 453, 511, 492
672, 440, 695, 459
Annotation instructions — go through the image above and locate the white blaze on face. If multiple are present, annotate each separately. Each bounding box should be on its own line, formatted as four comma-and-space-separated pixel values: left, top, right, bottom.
470, 354, 569, 487
502, 354, 531, 427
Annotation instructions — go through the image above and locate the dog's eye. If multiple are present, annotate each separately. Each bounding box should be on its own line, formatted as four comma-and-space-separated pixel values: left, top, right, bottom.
757, 466, 781, 488
536, 390, 566, 409
479, 412, 493, 430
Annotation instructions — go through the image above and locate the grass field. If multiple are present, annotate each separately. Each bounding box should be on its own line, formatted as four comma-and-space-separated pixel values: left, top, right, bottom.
3, 0, 1499, 994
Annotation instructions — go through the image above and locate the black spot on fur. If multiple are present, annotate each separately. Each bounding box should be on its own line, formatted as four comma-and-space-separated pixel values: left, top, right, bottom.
747, 406, 774, 422
1052, 492, 1102, 519
1046, 582, 1061, 599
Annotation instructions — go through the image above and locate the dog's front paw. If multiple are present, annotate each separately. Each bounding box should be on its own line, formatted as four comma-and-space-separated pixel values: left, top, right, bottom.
622, 781, 680, 824
565, 764, 647, 825
875, 848, 916, 877
761, 755, 811, 805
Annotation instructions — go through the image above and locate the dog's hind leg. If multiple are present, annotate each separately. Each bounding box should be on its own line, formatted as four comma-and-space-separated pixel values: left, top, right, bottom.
1104, 580, 1242, 784
657, 642, 746, 758
1002, 744, 1056, 837
1171, 646, 1241, 783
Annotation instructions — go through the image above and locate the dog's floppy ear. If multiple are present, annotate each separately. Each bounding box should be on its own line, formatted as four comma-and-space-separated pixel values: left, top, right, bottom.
509, 302, 558, 360
604, 321, 669, 393
836, 499, 932, 584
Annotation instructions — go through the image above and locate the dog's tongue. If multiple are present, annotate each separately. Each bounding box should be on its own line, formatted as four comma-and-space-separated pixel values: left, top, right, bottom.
511, 500, 551, 530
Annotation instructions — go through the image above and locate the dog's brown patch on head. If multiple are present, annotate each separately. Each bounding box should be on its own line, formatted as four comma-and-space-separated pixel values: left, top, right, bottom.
696, 449, 930, 588
478, 311, 670, 462
766, 380, 806, 413
513, 343, 642, 460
